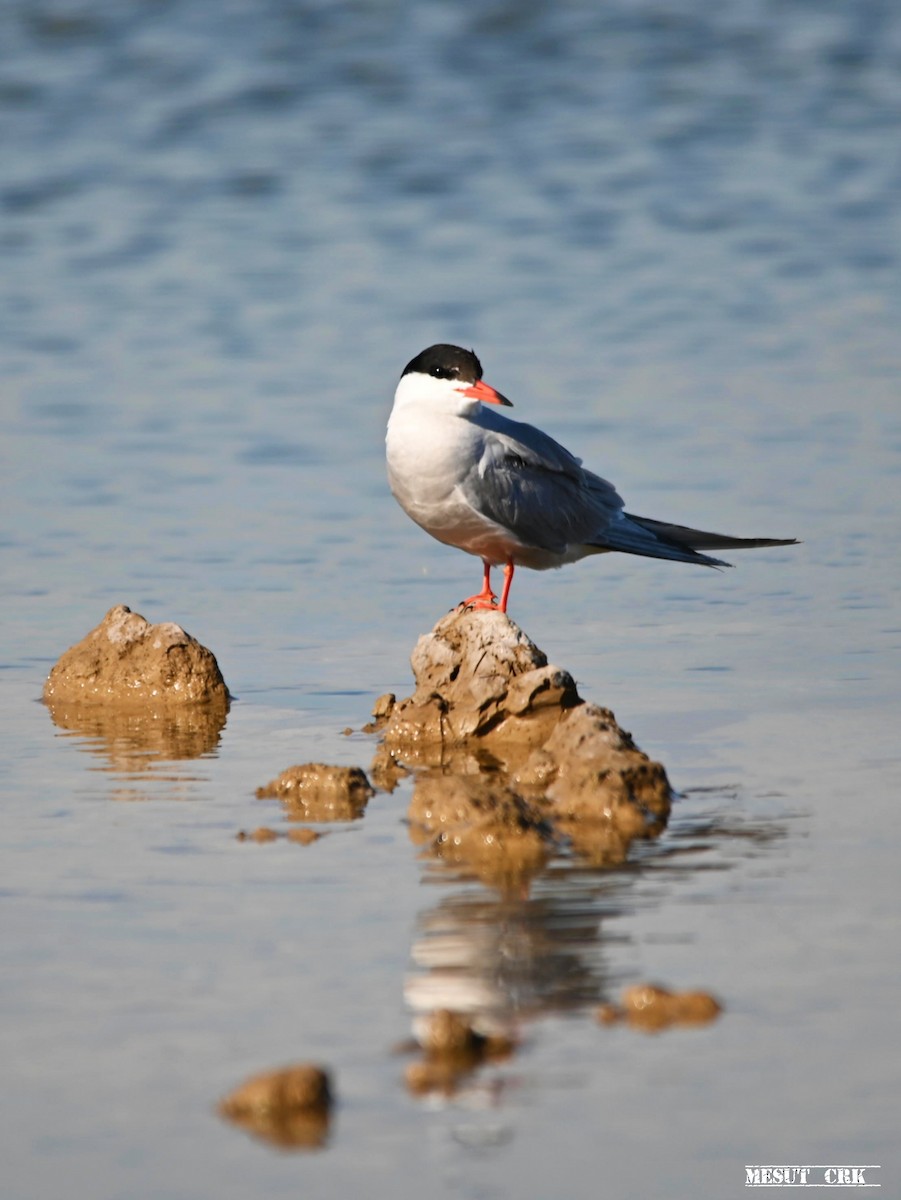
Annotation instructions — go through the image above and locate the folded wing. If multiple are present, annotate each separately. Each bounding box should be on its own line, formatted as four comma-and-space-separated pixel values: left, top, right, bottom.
461, 417, 625, 554
461, 412, 797, 568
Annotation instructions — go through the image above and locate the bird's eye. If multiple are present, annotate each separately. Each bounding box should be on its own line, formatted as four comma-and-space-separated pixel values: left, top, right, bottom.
430, 365, 457, 380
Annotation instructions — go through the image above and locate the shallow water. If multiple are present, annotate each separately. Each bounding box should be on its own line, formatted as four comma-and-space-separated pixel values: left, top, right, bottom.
2, 1, 900, 1197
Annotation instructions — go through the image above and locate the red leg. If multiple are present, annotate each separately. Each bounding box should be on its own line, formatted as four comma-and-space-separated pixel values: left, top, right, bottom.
462, 559, 498, 609
498, 560, 515, 613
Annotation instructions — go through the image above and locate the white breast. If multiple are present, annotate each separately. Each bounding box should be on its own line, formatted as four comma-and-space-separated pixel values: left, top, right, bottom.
387, 404, 474, 522
386, 400, 521, 563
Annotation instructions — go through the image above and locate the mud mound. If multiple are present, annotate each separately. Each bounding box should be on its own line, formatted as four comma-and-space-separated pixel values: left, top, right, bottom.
218, 1063, 332, 1149
43, 605, 229, 710
374, 606, 671, 876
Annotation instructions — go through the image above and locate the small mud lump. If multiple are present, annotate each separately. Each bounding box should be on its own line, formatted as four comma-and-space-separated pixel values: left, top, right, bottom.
219, 1063, 333, 1149
598, 983, 723, 1032
256, 763, 374, 821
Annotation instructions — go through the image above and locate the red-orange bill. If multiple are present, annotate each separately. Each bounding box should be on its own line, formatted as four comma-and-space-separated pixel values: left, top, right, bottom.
463, 380, 513, 406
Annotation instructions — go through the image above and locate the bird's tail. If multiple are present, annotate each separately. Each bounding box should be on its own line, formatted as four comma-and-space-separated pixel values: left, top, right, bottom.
593, 514, 799, 568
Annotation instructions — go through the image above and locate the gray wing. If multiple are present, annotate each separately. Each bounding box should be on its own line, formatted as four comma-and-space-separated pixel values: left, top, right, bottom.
460, 412, 626, 553
461, 409, 746, 567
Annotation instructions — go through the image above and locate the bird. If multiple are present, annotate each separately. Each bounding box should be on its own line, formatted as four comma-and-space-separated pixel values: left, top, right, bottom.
386, 343, 798, 614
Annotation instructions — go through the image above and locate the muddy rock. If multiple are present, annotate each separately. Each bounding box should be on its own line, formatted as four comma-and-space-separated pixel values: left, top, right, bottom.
235, 826, 322, 845
519, 703, 670, 818
362, 692, 396, 735
286, 827, 322, 845
598, 983, 723, 1032
382, 609, 580, 763
218, 1063, 332, 1149
519, 703, 672, 863
43, 605, 230, 710
236, 827, 280, 843
256, 763, 374, 821
377, 607, 671, 867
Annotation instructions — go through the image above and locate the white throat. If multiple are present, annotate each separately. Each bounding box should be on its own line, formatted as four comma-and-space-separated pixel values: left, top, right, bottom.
391, 371, 480, 418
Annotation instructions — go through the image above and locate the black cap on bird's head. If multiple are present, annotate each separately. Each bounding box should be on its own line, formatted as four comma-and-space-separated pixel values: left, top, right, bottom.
401, 344, 482, 384
400, 344, 512, 405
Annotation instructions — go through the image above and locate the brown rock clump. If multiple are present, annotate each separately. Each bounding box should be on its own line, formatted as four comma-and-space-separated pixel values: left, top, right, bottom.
256, 763, 374, 821
381, 609, 579, 765
376, 606, 671, 872
597, 983, 723, 1032
218, 1063, 332, 1149
286, 827, 322, 845
235, 826, 322, 845
518, 702, 671, 865
362, 692, 396, 734
236, 827, 280, 843
43, 605, 230, 710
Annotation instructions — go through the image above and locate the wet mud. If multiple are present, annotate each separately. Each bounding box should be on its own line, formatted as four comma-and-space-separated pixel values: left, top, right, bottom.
43, 605, 230, 709
218, 1064, 333, 1149
236, 826, 322, 845
42, 607, 230, 774
371, 605, 672, 880
369, 609, 729, 1092
597, 984, 723, 1032
255, 763, 374, 822
42, 603, 721, 1134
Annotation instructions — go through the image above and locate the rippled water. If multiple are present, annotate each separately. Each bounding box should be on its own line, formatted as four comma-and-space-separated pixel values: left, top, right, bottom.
2, 2, 900, 1197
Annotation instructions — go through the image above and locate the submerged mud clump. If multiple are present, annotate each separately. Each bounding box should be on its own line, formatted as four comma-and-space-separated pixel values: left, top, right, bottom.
218, 1063, 333, 1149
597, 984, 723, 1032
376, 607, 671, 874
256, 763, 374, 821
43, 605, 230, 710
235, 826, 322, 845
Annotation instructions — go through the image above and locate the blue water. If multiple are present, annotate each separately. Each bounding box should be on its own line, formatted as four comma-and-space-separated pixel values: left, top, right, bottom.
2, 2, 900, 1198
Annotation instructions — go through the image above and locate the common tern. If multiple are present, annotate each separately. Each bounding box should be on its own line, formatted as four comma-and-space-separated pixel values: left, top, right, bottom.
386, 344, 797, 613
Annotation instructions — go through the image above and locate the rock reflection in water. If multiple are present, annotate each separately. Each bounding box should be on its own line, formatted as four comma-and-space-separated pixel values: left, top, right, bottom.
45, 699, 228, 797
402, 787, 785, 1091
407, 768, 554, 888
375, 608, 673, 878
404, 1008, 516, 1098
